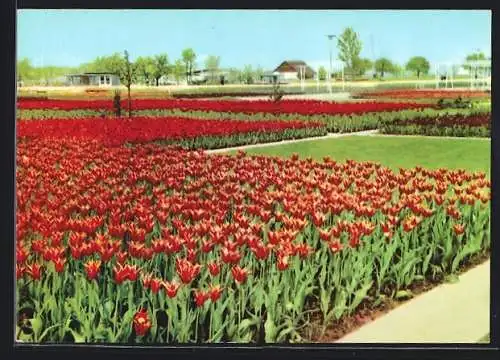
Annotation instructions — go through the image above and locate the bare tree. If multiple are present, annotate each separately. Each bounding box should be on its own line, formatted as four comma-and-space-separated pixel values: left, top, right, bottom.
119, 50, 137, 118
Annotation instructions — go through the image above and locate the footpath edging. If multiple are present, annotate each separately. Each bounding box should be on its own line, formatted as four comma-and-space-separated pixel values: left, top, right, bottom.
337, 260, 490, 343
205, 130, 379, 154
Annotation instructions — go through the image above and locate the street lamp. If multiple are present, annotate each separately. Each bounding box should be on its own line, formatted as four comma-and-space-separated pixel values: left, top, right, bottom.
327, 35, 337, 93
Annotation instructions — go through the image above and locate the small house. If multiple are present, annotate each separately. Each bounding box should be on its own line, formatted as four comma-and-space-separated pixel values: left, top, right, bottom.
273, 60, 316, 80
260, 71, 286, 84
66, 72, 120, 87
190, 69, 230, 84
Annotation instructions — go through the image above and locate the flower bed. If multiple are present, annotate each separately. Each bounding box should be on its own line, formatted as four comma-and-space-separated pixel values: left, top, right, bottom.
171, 91, 306, 99
16, 137, 490, 343
18, 106, 490, 136
17, 98, 433, 115
379, 111, 490, 138
17, 116, 326, 148
354, 89, 490, 100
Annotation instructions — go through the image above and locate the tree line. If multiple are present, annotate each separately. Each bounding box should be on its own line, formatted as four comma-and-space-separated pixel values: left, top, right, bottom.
17, 31, 488, 85
317, 26, 488, 81
17, 48, 268, 86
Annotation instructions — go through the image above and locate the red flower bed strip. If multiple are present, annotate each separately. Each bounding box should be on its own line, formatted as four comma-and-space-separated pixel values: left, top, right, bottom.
17, 98, 431, 114
398, 114, 490, 127
17, 116, 321, 145
358, 90, 489, 99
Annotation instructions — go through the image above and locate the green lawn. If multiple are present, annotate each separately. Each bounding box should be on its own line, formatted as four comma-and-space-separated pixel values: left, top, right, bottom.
233, 136, 491, 175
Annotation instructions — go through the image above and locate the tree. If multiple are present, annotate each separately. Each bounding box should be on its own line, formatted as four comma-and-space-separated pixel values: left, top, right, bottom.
118, 50, 137, 118
392, 63, 404, 78
172, 59, 185, 85
374, 57, 396, 78
17, 58, 34, 82
227, 68, 242, 84
204, 55, 221, 84
356, 58, 373, 76
406, 56, 430, 79
254, 66, 264, 83
318, 66, 327, 81
152, 54, 170, 86
181, 48, 196, 84
337, 27, 363, 79
242, 65, 254, 84
135, 56, 155, 85
464, 51, 486, 78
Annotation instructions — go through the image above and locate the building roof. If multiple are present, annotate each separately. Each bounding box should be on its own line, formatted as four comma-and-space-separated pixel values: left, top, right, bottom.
66, 72, 119, 77
274, 60, 316, 74
83, 72, 119, 75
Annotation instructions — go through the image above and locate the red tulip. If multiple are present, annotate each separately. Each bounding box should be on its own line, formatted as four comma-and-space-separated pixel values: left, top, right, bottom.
16, 245, 29, 263
162, 280, 180, 298
150, 277, 162, 294
133, 308, 151, 336
231, 265, 248, 284
84, 260, 101, 281
113, 263, 134, 284
193, 289, 209, 307
16, 264, 25, 279
53, 257, 66, 273
329, 240, 343, 253
207, 262, 220, 276
26, 263, 43, 281
277, 255, 290, 271
453, 223, 465, 236
175, 258, 201, 284
142, 273, 152, 290
208, 284, 223, 302
116, 250, 128, 264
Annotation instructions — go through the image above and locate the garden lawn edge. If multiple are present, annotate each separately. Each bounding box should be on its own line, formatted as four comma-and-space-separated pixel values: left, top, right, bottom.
205, 130, 379, 154
369, 133, 490, 141
336, 259, 490, 343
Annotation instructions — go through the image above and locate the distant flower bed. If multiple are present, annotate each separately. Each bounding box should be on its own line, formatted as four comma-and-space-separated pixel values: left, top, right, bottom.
355, 89, 490, 100
17, 98, 433, 115
379, 111, 490, 138
171, 91, 305, 99
17, 116, 326, 148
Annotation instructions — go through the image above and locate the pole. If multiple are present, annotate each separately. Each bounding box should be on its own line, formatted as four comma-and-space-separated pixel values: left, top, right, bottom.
301, 66, 305, 91
329, 40, 333, 92
316, 67, 319, 92
341, 65, 345, 91
451, 66, 454, 89
327, 35, 336, 95
435, 65, 438, 89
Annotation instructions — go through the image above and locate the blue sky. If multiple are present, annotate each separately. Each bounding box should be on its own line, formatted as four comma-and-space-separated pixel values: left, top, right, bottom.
17, 9, 491, 70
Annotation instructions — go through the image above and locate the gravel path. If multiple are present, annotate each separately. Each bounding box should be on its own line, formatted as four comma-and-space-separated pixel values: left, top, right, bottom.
205, 129, 489, 155
366, 133, 490, 141
205, 129, 379, 154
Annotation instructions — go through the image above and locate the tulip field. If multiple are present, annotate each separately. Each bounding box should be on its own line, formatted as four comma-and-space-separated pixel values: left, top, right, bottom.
17, 116, 326, 148
17, 97, 432, 114
16, 96, 491, 343
355, 89, 490, 100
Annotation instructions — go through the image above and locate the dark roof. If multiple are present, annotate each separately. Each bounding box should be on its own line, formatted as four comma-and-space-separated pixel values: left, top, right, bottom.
273, 60, 316, 74
84, 72, 119, 75
282, 60, 307, 66
66, 72, 119, 76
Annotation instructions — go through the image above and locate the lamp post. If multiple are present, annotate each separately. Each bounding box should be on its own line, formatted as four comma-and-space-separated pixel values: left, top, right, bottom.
327, 35, 336, 93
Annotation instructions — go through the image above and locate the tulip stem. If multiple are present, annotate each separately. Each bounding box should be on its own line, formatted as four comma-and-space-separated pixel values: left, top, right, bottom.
113, 286, 119, 337
195, 310, 199, 343
209, 305, 213, 342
